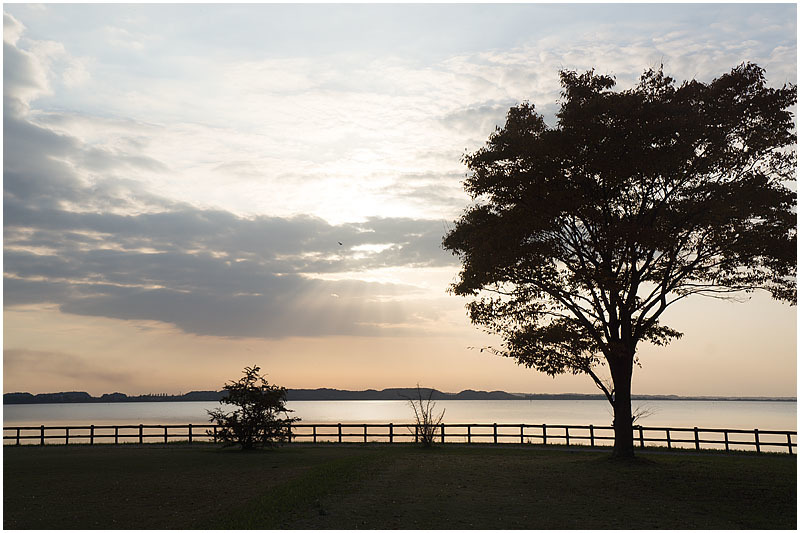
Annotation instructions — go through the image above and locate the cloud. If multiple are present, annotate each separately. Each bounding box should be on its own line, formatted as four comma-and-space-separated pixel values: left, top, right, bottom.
4, 12, 91, 116
3, 112, 171, 216
4, 184, 457, 339
440, 100, 517, 136
3, 96, 455, 338
4, 5, 795, 341
27, 38, 91, 89
3, 11, 25, 45
55, 278, 413, 338
3, 21, 458, 339
9, 5, 794, 227
103, 25, 149, 51
3, 38, 50, 115
3, 233, 448, 339
4, 348, 135, 387
4, 169, 456, 338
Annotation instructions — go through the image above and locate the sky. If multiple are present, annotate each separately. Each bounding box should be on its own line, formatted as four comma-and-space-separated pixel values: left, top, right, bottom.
3, 3, 797, 397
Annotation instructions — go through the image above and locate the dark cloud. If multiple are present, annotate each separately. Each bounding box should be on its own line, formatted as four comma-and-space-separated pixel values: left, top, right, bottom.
4, 199, 455, 338
4, 206, 452, 337
58, 280, 415, 338
3, 276, 77, 307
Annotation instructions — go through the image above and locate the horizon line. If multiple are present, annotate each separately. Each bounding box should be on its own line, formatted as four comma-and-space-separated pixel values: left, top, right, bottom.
4, 388, 797, 402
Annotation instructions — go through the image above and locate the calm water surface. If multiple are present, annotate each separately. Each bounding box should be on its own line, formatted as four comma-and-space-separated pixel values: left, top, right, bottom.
3, 399, 796, 430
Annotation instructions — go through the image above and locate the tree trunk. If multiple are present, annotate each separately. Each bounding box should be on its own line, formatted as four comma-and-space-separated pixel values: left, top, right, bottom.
609, 354, 635, 458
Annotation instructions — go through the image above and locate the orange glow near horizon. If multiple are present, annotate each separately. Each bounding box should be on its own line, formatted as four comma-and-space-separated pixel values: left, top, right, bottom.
4, 291, 796, 398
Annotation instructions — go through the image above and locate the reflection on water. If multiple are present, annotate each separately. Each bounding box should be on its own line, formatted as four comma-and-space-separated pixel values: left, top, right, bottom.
3, 399, 796, 430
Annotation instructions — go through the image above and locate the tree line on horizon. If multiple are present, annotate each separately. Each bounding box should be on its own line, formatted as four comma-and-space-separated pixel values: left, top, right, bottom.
4, 388, 795, 405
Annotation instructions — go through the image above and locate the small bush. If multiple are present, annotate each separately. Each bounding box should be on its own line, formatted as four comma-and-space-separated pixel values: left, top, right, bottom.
406, 384, 445, 447
208, 365, 299, 449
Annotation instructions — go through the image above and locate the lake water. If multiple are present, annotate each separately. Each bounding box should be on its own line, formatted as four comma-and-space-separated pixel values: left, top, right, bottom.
4, 399, 796, 431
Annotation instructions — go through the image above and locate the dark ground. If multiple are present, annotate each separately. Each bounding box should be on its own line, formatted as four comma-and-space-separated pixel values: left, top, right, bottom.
4, 443, 796, 529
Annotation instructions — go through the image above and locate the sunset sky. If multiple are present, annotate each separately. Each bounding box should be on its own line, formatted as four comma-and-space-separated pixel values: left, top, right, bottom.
3, 3, 796, 397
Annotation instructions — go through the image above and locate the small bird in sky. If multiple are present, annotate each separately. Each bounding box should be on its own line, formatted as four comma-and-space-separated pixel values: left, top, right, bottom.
338, 241, 343, 246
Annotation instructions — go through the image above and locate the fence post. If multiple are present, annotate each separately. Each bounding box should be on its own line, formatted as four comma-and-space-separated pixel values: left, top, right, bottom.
16, 428, 20, 446
25, 422, 793, 453
288, 424, 292, 443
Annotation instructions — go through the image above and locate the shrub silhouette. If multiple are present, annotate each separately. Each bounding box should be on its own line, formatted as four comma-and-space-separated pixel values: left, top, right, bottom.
405, 385, 445, 447
208, 365, 299, 449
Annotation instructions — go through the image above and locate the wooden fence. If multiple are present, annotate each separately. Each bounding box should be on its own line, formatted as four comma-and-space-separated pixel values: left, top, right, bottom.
3, 422, 796, 454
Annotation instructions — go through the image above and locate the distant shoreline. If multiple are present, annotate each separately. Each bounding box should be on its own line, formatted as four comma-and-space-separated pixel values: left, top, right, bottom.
3, 388, 796, 405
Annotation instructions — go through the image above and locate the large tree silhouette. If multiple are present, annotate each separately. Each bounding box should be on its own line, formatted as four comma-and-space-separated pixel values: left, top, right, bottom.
443, 63, 796, 458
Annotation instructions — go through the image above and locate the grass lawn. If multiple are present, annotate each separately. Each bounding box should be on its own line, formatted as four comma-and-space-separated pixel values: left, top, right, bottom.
3, 443, 796, 529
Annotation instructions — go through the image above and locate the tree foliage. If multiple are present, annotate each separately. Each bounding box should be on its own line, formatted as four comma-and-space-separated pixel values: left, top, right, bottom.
443, 63, 796, 457
208, 365, 299, 449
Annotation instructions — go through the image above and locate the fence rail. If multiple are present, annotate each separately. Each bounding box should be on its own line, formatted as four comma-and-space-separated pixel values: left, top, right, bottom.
3, 422, 796, 454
